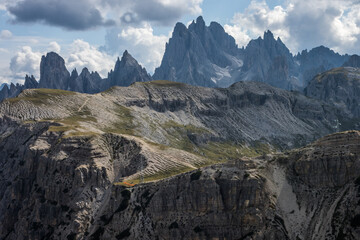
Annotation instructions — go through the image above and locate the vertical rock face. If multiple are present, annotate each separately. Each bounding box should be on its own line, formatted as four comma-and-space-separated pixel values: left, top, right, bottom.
0, 110, 359, 240
305, 67, 360, 118
0, 83, 6, 90
153, 16, 242, 88
107, 50, 152, 87
69, 68, 104, 93
0, 75, 38, 102
241, 30, 299, 89
38, 52, 70, 90
295, 46, 349, 84
154, 17, 350, 90
343, 54, 360, 68
0, 50, 153, 102
24, 75, 38, 89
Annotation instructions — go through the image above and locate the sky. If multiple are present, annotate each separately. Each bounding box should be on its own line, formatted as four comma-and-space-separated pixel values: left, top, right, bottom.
0, 0, 359, 85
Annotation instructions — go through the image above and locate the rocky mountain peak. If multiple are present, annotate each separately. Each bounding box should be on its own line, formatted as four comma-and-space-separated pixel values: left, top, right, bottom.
24, 75, 38, 89
305, 67, 360, 118
81, 67, 90, 75
153, 16, 242, 87
263, 30, 275, 42
38, 51, 70, 90
70, 68, 78, 79
173, 22, 188, 37
107, 50, 152, 87
0, 83, 6, 91
188, 15, 206, 33
343, 54, 360, 68
120, 50, 138, 67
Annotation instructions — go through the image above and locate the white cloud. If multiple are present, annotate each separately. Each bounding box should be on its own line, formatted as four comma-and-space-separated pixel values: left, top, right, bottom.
116, 23, 169, 72
48, 41, 61, 53
9, 46, 42, 81
6, 0, 203, 29
224, 0, 360, 54
0, 30, 12, 39
66, 39, 114, 77
0, 48, 9, 53
102, 22, 169, 73
224, 25, 251, 48
100, 0, 203, 26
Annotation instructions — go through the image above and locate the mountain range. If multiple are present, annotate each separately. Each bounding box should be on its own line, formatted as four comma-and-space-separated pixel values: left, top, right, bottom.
1, 15, 360, 240
154, 16, 351, 90
1, 16, 358, 103
0, 80, 359, 239
0, 50, 151, 102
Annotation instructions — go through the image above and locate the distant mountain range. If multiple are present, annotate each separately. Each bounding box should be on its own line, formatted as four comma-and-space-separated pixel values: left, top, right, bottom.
1, 16, 359, 103
154, 16, 351, 90
1, 17, 360, 240
0, 50, 151, 101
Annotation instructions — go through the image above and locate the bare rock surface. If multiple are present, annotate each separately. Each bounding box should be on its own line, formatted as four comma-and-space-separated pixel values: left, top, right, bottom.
1, 82, 360, 239
305, 67, 360, 118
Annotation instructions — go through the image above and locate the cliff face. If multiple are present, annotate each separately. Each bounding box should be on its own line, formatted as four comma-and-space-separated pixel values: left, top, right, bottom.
305, 67, 360, 118
0, 51, 152, 102
295, 46, 349, 84
107, 50, 152, 88
0, 81, 359, 239
0, 80, 350, 150
69, 68, 103, 94
38, 52, 70, 89
1, 112, 359, 239
153, 16, 242, 88
154, 17, 349, 90
342, 54, 360, 68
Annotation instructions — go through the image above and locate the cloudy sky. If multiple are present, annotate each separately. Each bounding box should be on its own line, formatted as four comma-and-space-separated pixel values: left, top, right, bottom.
0, 0, 359, 85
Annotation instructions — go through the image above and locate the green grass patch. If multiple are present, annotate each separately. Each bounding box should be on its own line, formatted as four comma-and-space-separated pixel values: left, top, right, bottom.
196, 141, 271, 162
141, 80, 186, 87
160, 120, 271, 162
161, 120, 210, 152
47, 107, 98, 138
103, 104, 136, 135
315, 68, 348, 83
145, 140, 169, 150
6, 88, 76, 105
48, 125, 73, 132
128, 165, 195, 184
163, 120, 209, 134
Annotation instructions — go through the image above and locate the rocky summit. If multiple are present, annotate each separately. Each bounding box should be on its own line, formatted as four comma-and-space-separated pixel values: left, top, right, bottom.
0, 80, 360, 239
153, 16, 241, 88
0, 50, 152, 102
154, 16, 349, 90
107, 50, 152, 88
305, 67, 360, 119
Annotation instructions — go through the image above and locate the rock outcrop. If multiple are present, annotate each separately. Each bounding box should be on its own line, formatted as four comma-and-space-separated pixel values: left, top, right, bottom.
153, 16, 242, 88
107, 50, 152, 88
295, 46, 349, 84
0, 102, 359, 239
24, 75, 38, 89
343, 54, 360, 68
0, 75, 38, 102
0, 51, 153, 102
69, 68, 103, 93
154, 17, 349, 90
241, 30, 299, 89
305, 67, 360, 118
0, 83, 7, 90
1, 80, 352, 150
38, 52, 70, 89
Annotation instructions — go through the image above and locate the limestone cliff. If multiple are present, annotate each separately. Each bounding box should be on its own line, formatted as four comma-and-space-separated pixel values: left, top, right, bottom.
0, 81, 359, 239
305, 67, 360, 118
